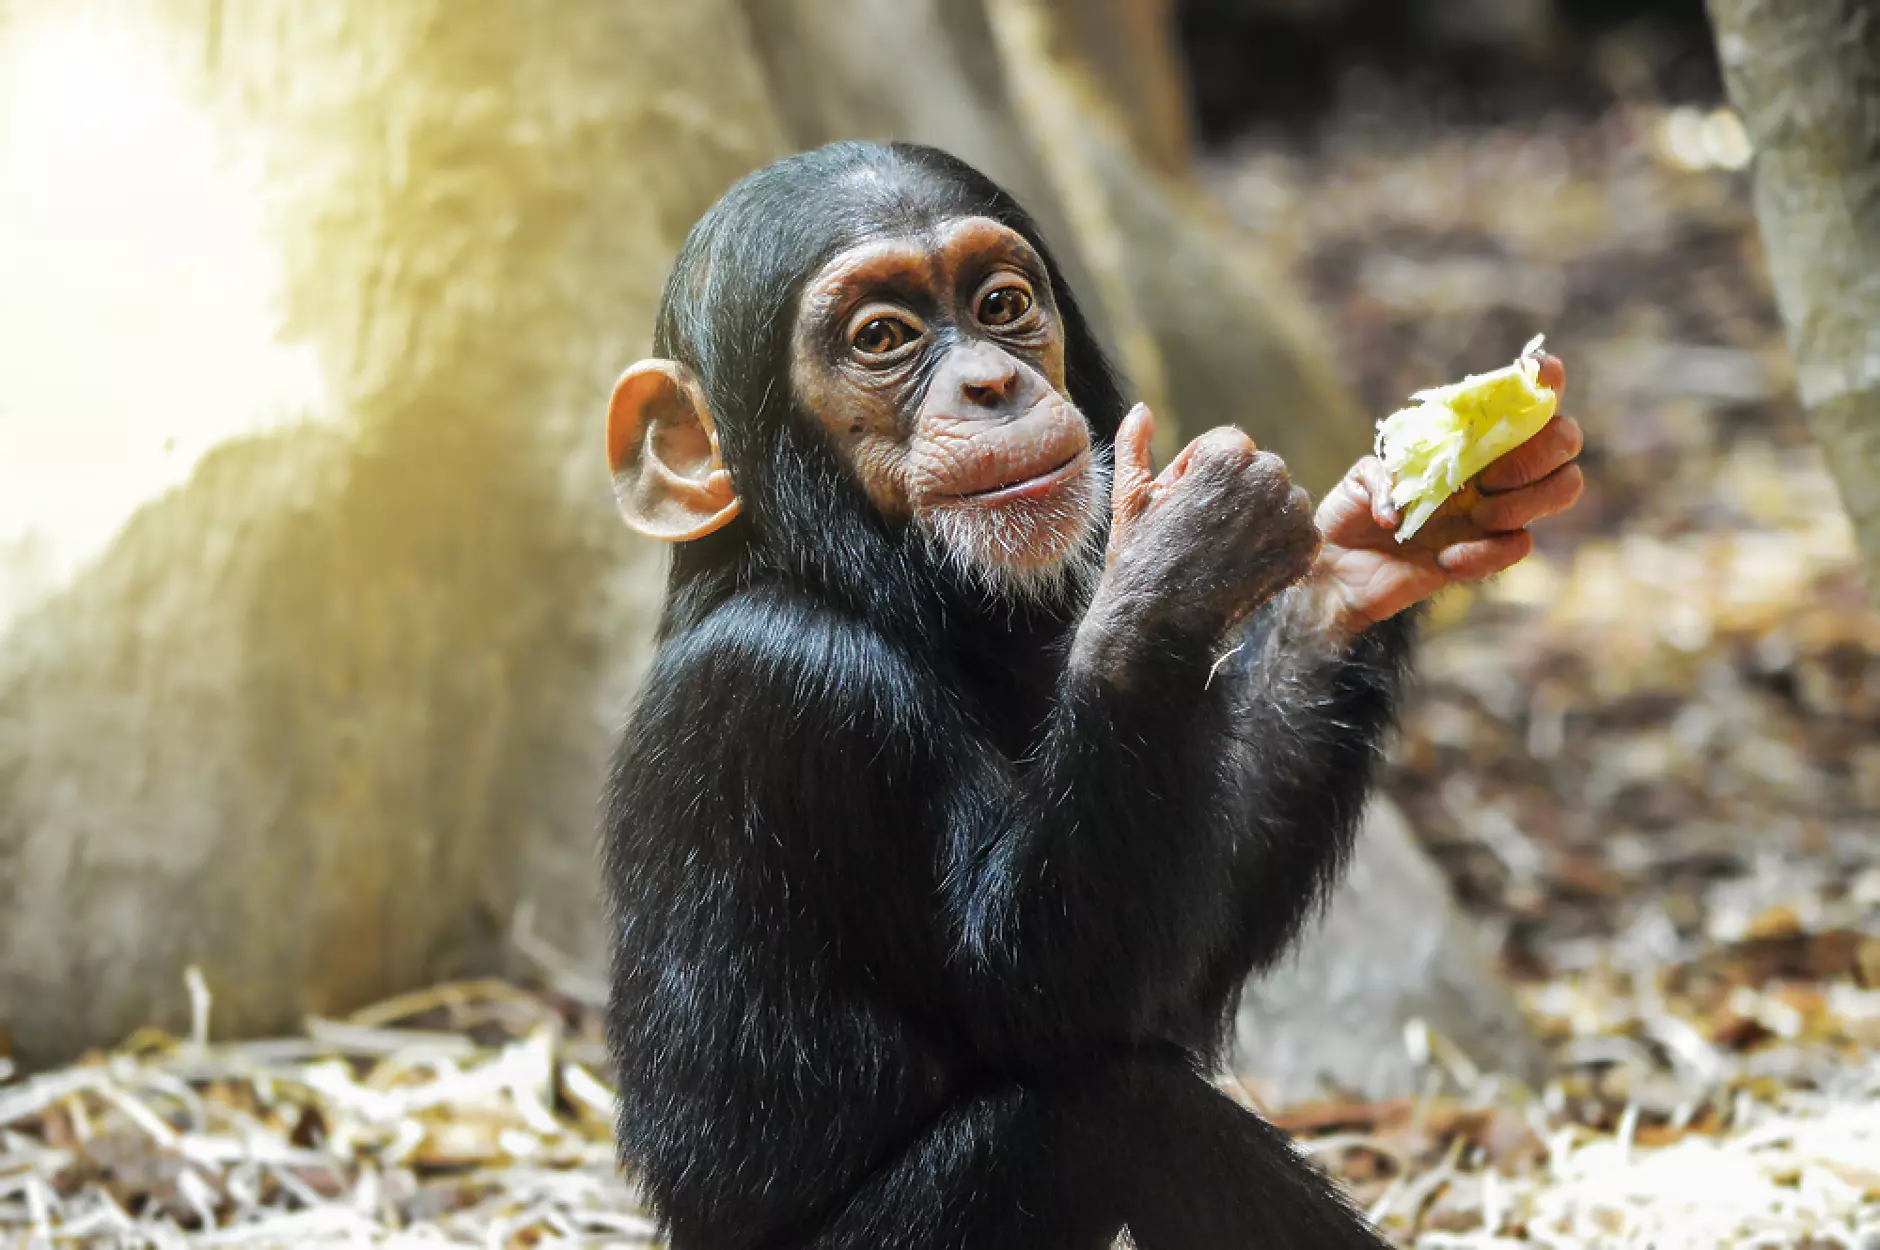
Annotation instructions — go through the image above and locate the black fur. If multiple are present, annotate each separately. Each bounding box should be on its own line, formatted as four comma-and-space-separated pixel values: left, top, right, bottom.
604, 141, 1413, 1249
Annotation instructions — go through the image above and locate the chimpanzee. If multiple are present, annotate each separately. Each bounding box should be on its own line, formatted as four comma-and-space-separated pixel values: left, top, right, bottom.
601, 141, 1583, 1249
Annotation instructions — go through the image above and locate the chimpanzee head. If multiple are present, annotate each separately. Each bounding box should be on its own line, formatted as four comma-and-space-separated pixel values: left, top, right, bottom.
606, 141, 1129, 609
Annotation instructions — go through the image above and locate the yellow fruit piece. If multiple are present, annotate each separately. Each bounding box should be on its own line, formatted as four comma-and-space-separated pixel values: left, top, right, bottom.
1374, 335, 1559, 542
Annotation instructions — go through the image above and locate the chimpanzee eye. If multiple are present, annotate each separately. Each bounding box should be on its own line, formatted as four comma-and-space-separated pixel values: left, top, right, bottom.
852, 316, 917, 356
977, 285, 1033, 327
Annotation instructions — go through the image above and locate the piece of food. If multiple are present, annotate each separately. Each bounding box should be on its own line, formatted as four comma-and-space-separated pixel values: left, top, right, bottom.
1374, 335, 1559, 542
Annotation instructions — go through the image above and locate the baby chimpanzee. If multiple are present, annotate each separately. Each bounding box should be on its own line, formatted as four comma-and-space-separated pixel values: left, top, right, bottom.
602, 141, 1582, 1249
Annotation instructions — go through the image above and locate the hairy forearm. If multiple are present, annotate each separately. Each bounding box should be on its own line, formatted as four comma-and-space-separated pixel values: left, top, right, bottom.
1215, 585, 1421, 970
1066, 577, 1242, 690
950, 572, 1406, 1051
951, 633, 1245, 1051
1234, 574, 1411, 695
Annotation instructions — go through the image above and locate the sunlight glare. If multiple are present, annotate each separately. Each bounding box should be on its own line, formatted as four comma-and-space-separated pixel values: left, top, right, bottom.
0, 16, 326, 612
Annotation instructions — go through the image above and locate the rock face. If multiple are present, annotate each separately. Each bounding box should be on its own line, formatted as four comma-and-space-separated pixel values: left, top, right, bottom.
1233, 799, 1547, 1104
1, 0, 1542, 1095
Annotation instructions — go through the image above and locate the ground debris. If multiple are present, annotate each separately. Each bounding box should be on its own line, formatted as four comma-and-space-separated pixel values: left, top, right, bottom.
1207, 29, 1880, 1250
0, 979, 651, 1247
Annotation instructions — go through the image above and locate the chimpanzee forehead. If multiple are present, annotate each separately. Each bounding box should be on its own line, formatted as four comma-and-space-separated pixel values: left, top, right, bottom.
796, 216, 1049, 324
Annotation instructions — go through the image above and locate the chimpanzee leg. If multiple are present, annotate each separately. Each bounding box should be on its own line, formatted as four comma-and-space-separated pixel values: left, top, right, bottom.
785, 1058, 1384, 1250
1118, 1066, 1390, 1250
790, 1077, 1129, 1250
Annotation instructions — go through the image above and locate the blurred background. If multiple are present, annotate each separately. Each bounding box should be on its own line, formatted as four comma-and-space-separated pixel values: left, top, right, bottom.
2, 0, 1877, 1242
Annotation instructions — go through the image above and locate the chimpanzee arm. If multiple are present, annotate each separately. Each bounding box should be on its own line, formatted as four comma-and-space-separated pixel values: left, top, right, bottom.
941, 619, 1259, 1060
941, 427, 1334, 1061
945, 605, 1418, 1066
1217, 592, 1421, 969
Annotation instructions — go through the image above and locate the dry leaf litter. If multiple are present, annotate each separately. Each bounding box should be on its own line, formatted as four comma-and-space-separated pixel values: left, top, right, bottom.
6, 27, 1880, 1250
1199, 29, 1880, 1247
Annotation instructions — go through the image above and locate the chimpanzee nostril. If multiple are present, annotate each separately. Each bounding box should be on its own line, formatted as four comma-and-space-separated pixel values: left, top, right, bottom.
961, 368, 1019, 408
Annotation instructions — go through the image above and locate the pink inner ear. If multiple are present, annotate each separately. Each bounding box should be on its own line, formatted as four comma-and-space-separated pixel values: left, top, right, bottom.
648, 391, 716, 479
610, 368, 698, 477
608, 362, 742, 542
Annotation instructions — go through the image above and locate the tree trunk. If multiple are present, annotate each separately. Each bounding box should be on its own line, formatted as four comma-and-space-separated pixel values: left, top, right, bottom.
1037, 0, 1196, 173
1709, 0, 1880, 611
0, 0, 1543, 1099
0, 0, 785, 1067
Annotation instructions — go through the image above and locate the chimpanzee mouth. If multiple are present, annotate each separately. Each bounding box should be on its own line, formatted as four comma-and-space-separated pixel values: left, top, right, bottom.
948, 450, 1090, 504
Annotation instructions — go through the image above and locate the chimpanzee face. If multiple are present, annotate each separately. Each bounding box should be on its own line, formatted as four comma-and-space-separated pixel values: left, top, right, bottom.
607, 193, 1111, 603
788, 216, 1107, 596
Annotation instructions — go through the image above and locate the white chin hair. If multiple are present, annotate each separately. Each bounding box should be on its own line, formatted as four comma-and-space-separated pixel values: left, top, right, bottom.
917, 455, 1111, 604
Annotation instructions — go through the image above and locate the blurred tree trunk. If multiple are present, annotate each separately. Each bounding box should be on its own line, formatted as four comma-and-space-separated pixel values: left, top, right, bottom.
0, 0, 1543, 1101
1709, 0, 1880, 612
1037, 0, 1195, 173
0, 0, 783, 1067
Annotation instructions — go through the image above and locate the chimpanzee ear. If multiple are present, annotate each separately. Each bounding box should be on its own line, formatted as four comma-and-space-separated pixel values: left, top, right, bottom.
606, 359, 743, 542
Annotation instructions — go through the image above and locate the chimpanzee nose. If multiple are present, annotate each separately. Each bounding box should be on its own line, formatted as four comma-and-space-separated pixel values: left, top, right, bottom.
957, 348, 1022, 408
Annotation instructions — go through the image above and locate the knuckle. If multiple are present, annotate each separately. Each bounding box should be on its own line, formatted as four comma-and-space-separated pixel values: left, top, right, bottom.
1273, 488, 1315, 536
1556, 416, 1586, 458
1246, 449, 1292, 483
1195, 427, 1255, 466
1475, 499, 1513, 531
1231, 456, 1295, 511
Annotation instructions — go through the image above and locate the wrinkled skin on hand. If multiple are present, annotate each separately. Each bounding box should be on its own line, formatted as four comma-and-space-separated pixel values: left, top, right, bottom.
1076, 355, 1584, 674
1311, 354, 1583, 638
1074, 405, 1319, 675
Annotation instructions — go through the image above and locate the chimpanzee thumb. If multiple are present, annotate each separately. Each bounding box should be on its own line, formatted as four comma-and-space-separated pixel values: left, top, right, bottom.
1110, 403, 1156, 537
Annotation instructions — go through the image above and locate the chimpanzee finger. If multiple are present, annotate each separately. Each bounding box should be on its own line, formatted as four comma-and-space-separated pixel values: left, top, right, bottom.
1535, 353, 1567, 402
1435, 530, 1534, 580
1353, 457, 1400, 529
1146, 427, 1245, 510
1470, 463, 1584, 534
1154, 442, 1198, 497
1476, 415, 1584, 496
1111, 404, 1157, 530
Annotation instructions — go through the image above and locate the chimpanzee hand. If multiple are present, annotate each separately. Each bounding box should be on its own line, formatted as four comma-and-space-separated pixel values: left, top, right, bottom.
1075, 404, 1318, 675
1312, 354, 1584, 637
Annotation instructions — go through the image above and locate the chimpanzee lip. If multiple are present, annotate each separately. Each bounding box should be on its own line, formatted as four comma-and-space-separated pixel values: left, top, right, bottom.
945, 449, 1090, 504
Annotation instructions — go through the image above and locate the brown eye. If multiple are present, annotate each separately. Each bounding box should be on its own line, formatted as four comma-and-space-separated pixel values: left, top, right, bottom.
978, 285, 1033, 327
853, 316, 917, 356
